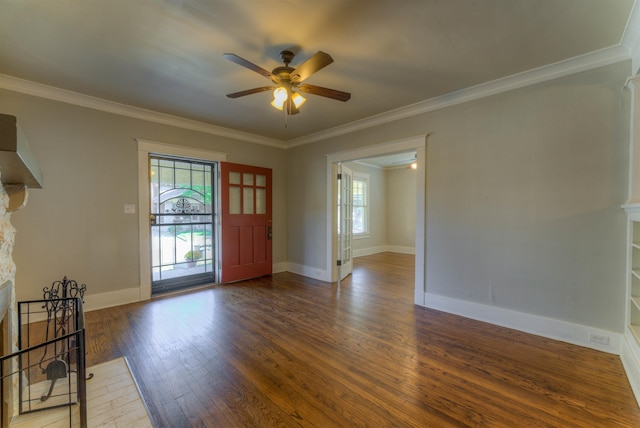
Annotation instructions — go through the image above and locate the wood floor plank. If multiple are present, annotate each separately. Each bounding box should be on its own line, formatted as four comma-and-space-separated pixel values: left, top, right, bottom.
81, 252, 640, 427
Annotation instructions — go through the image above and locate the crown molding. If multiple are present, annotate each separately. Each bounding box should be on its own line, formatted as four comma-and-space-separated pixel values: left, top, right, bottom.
0, 74, 286, 149
286, 45, 631, 148
622, 0, 640, 74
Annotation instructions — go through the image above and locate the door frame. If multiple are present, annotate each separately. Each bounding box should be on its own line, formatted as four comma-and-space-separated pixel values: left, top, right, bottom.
325, 135, 428, 305
137, 139, 227, 300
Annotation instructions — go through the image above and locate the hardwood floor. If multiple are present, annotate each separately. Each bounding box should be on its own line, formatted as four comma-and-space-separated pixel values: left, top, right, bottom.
83, 252, 640, 427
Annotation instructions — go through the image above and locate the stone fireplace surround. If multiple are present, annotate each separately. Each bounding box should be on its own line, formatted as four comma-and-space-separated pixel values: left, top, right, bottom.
0, 180, 28, 424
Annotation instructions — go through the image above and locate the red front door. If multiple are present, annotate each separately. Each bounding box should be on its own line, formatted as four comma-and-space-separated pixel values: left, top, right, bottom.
220, 162, 272, 283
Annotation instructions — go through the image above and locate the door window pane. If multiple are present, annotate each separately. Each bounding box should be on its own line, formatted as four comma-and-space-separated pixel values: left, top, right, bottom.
256, 188, 266, 214
229, 171, 241, 185
243, 188, 254, 214
243, 173, 254, 186
192, 170, 205, 194
229, 186, 241, 214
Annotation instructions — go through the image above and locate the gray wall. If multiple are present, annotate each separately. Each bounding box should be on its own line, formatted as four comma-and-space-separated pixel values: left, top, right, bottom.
287, 61, 630, 332
0, 90, 287, 302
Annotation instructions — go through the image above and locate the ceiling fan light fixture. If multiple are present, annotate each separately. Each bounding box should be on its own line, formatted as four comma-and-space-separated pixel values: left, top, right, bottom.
271, 86, 288, 110
292, 92, 306, 109
271, 98, 284, 110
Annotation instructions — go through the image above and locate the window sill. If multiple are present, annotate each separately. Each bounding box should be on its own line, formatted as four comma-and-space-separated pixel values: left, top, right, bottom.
354, 233, 370, 240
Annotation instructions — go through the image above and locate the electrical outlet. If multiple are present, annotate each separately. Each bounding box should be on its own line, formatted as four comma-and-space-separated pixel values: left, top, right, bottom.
588, 332, 610, 346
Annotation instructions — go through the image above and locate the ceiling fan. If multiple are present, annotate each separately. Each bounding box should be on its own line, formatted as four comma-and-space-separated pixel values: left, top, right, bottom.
224, 50, 351, 115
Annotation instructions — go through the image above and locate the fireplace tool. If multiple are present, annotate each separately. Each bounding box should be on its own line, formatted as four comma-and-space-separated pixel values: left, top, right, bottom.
39, 276, 91, 402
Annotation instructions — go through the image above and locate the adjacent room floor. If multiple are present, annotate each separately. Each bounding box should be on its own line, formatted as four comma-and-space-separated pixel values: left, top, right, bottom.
80, 252, 640, 427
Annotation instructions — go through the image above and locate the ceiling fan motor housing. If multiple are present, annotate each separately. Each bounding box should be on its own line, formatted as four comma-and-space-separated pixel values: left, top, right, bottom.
272, 66, 295, 82
280, 50, 295, 66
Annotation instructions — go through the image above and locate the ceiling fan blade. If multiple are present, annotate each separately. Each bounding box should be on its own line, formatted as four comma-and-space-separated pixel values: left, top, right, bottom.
290, 51, 334, 82
226, 86, 274, 98
298, 84, 351, 102
223, 53, 277, 82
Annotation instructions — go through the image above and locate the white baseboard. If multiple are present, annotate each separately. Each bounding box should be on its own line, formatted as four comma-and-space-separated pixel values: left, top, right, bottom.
83, 287, 141, 313
423, 292, 622, 354
386, 245, 416, 255
353, 245, 416, 258
621, 330, 640, 407
21, 287, 142, 323
353, 246, 388, 258
286, 263, 331, 282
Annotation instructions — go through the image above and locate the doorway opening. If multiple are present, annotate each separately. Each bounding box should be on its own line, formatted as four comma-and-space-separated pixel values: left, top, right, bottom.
327, 135, 427, 305
150, 155, 217, 295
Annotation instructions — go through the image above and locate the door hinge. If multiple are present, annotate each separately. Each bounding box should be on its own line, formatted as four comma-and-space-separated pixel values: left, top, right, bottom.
337, 260, 342, 266
337, 173, 342, 180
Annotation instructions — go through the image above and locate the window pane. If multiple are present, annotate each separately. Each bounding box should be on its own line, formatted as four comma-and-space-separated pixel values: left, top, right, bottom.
243, 188, 254, 214
174, 161, 191, 170
353, 206, 364, 234
159, 167, 174, 192
229, 171, 241, 185
243, 173, 254, 186
256, 188, 266, 214
352, 175, 369, 235
256, 174, 266, 187
175, 168, 191, 189
230, 186, 241, 214
192, 170, 204, 192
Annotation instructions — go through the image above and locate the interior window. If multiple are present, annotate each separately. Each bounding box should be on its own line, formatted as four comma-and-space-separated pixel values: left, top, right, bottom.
353, 173, 369, 235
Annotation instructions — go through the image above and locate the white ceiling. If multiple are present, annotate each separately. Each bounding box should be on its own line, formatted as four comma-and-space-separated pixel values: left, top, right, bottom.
0, 0, 638, 144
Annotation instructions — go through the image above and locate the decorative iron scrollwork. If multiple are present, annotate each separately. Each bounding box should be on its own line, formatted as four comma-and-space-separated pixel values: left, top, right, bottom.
42, 276, 86, 301
174, 198, 192, 213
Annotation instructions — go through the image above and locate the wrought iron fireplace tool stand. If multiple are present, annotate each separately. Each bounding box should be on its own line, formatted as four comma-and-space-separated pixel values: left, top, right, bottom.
39, 276, 93, 402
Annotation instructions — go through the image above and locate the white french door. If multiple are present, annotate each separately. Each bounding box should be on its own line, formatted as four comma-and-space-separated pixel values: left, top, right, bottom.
338, 164, 353, 280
